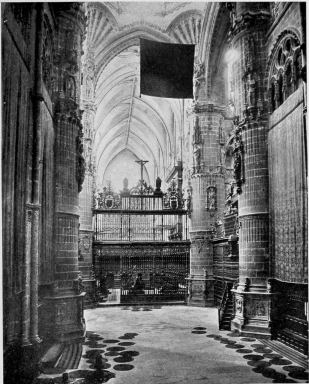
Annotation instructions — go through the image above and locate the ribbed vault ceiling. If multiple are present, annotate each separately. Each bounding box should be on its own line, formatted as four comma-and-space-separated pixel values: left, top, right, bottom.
85, 2, 205, 191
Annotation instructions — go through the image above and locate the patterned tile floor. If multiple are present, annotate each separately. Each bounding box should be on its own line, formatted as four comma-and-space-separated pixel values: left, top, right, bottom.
34, 306, 308, 384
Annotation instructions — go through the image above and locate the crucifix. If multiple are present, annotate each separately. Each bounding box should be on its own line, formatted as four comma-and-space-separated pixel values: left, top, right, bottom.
135, 159, 149, 194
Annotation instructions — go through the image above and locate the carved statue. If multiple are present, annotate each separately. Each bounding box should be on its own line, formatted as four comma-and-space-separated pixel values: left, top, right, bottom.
86, 75, 93, 99
156, 176, 162, 191
67, 76, 75, 99
193, 116, 201, 144
247, 73, 256, 107
208, 187, 216, 210
193, 61, 204, 102
193, 145, 201, 173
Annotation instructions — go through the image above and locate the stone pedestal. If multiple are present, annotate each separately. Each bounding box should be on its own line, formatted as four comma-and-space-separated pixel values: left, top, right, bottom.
187, 275, 214, 307
231, 290, 274, 337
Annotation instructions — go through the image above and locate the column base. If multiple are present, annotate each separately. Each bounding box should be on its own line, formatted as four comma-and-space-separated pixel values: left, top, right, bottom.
231, 290, 273, 339
187, 276, 214, 307
40, 292, 86, 343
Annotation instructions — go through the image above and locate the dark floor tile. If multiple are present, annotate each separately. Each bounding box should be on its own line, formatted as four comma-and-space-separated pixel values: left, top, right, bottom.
288, 370, 309, 380
240, 338, 256, 342
89, 362, 111, 370
113, 364, 134, 371
253, 367, 282, 380
118, 336, 135, 340
253, 348, 273, 354
243, 354, 264, 361
105, 351, 121, 356
191, 331, 207, 334
220, 340, 237, 345
225, 344, 245, 349
125, 333, 139, 336
236, 349, 253, 354
103, 339, 120, 344
283, 366, 307, 373
113, 356, 134, 363
118, 342, 135, 346
106, 346, 126, 352
86, 369, 116, 382
247, 360, 272, 368
226, 332, 240, 337
193, 327, 207, 330
269, 358, 293, 366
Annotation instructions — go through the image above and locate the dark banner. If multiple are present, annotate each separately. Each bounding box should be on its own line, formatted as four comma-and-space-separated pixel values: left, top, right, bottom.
140, 38, 195, 99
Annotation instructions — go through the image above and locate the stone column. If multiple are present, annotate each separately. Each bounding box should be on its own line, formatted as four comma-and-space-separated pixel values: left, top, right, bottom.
43, 4, 86, 342
187, 103, 226, 306
79, 48, 97, 308
227, 3, 273, 336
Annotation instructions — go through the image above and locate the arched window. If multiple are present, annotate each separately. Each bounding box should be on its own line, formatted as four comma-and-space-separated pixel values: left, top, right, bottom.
268, 33, 302, 113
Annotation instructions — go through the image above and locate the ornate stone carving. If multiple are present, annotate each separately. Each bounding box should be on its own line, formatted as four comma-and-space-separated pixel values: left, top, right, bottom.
233, 129, 244, 194
76, 125, 86, 192
247, 301, 267, 317
192, 144, 202, 175
205, 186, 217, 213
211, 220, 225, 238
267, 33, 302, 112
193, 59, 204, 103
97, 181, 121, 209
236, 298, 243, 313
186, 181, 193, 219
163, 179, 185, 209
191, 238, 210, 253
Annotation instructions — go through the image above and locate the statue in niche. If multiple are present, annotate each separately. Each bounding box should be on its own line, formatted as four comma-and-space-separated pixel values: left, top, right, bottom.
193, 116, 201, 144
66, 76, 75, 99
233, 152, 242, 185
193, 145, 201, 173
85, 75, 93, 99
247, 73, 257, 107
193, 61, 204, 103
206, 186, 217, 211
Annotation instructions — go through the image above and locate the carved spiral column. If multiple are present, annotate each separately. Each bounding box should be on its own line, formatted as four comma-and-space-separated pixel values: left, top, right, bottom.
187, 103, 226, 306
79, 48, 97, 308
227, 3, 273, 336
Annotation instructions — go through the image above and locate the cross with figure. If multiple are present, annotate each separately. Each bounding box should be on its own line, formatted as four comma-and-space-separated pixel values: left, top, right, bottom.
135, 159, 149, 194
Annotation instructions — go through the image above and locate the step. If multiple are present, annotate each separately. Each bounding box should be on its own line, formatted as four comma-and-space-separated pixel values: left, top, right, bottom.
261, 339, 308, 369
40, 344, 63, 368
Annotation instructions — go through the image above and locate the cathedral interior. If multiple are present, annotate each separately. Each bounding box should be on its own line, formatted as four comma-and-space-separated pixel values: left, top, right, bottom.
2, 2, 308, 383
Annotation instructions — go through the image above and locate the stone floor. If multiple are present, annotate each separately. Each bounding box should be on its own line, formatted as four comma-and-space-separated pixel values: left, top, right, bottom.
35, 306, 308, 384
